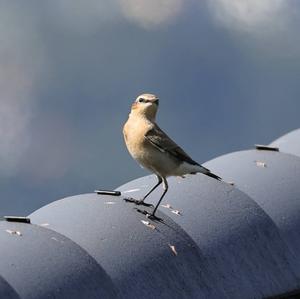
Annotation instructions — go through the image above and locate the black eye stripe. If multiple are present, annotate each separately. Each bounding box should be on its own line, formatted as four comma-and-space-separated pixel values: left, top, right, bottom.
138, 98, 158, 103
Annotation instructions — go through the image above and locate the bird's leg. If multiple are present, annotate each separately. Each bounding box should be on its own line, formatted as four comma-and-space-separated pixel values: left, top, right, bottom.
148, 177, 168, 221
124, 176, 162, 207
138, 176, 162, 206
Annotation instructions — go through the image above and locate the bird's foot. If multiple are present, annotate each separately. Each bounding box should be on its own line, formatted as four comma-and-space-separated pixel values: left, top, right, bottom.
139, 201, 154, 207
136, 208, 163, 222
123, 197, 153, 207
147, 214, 163, 222
123, 197, 138, 204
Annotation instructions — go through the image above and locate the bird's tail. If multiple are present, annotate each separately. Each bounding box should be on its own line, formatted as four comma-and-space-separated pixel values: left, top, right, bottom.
204, 170, 222, 181
193, 165, 222, 181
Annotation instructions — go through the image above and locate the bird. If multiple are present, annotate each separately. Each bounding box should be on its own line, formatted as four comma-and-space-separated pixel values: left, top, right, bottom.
123, 93, 222, 220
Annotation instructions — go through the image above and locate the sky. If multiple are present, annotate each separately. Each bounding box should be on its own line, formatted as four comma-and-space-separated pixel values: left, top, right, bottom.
1, 0, 300, 216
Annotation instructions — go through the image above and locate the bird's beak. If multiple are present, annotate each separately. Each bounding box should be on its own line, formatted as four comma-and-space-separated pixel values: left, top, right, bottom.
131, 102, 138, 109
152, 99, 159, 105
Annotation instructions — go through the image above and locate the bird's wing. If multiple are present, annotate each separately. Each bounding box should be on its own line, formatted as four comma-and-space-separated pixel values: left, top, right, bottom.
145, 124, 199, 166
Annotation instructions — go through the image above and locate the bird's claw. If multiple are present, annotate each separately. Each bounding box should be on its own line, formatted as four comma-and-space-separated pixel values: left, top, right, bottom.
123, 197, 137, 204
123, 197, 153, 207
136, 208, 149, 216
140, 202, 154, 207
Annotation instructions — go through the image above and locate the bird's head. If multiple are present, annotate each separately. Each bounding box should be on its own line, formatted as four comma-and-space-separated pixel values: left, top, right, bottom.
131, 93, 159, 120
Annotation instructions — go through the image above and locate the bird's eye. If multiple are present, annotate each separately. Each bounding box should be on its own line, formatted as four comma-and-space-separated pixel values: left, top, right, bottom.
139, 98, 145, 103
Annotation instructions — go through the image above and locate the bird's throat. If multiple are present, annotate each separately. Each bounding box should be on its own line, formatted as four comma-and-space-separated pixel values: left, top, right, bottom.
130, 108, 157, 122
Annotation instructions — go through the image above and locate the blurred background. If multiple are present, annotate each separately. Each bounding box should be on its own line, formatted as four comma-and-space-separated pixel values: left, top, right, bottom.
0, 0, 300, 216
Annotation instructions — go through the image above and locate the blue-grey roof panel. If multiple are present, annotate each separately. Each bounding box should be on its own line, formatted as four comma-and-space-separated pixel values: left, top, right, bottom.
30, 193, 216, 298
0, 221, 116, 299
270, 129, 300, 157
117, 175, 299, 298
29, 173, 299, 298
3, 128, 299, 299
204, 150, 300, 268
0, 275, 19, 299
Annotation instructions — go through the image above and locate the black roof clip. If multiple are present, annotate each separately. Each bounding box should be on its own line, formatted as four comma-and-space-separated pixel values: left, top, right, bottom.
255, 144, 279, 152
94, 190, 121, 196
4, 216, 31, 224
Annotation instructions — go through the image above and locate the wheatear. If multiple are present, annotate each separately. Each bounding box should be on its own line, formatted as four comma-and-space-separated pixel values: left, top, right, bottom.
123, 93, 221, 220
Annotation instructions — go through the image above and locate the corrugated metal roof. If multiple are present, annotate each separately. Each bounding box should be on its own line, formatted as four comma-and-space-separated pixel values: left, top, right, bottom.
1, 128, 300, 298
204, 149, 300, 263
0, 221, 116, 299
28, 168, 300, 298
270, 129, 300, 158
0, 275, 19, 299
117, 174, 300, 298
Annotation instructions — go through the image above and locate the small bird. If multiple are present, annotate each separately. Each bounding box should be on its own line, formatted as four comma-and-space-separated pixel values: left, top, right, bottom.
123, 93, 221, 220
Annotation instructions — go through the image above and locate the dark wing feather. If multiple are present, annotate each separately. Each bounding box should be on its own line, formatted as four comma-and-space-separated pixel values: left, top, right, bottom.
145, 124, 199, 166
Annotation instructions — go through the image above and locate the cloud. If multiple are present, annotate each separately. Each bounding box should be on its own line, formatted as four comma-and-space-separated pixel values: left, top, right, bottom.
207, 0, 289, 33
0, 3, 46, 177
19, 115, 74, 181
49, 0, 120, 33
0, 0, 186, 180
47, 0, 183, 32
0, 63, 32, 176
117, 0, 184, 29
